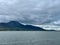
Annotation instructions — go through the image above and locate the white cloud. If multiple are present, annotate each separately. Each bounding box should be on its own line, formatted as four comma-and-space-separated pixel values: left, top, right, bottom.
51, 20, 60, 25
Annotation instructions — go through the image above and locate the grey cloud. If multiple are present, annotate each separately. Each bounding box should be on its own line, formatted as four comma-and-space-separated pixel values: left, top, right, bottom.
0, 0, 60, 25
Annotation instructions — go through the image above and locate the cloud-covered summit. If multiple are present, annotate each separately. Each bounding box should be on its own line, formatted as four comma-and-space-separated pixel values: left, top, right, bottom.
0, 0, 60, 25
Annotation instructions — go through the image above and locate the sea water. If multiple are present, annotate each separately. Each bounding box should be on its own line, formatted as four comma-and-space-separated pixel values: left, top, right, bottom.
0, 31, 60, 45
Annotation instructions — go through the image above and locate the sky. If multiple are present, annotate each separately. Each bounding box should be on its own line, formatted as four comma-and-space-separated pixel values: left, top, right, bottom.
0, 0, 60, 25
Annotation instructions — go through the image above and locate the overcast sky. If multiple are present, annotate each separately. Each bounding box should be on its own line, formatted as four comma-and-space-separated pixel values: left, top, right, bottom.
0, 0, 60, 25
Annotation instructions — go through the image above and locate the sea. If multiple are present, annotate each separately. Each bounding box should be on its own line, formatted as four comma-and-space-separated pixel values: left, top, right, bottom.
0, 31, 60, 45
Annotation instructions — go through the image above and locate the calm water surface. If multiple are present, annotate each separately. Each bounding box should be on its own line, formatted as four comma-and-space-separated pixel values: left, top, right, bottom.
0, 31, 60, 45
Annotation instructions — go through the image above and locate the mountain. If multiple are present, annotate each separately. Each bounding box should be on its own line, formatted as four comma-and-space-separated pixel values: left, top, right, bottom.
0, 21, 45, 31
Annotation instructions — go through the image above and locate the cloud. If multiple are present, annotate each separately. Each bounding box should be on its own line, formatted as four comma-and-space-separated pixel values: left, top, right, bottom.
0, 0, 60, 25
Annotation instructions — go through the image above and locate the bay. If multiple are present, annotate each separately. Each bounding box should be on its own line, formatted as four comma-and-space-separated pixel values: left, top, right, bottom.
0, 31, 60, 45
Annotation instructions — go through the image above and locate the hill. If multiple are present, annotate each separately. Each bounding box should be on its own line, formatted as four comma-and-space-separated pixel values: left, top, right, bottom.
0, 21, 45, 31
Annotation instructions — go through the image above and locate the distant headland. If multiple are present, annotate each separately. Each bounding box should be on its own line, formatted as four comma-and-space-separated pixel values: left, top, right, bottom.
0, 21, 56, 31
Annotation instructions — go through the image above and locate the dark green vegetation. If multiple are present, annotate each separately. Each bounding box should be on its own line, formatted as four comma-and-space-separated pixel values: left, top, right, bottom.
0, 21, 45, 31
0, 28, 44, 31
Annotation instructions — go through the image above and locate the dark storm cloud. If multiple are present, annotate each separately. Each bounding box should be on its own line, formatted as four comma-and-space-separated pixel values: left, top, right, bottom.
0, 0, 60, 25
